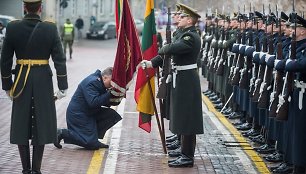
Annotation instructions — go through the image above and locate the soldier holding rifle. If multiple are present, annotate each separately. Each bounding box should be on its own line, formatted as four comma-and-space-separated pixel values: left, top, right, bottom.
274, 13, 306, 173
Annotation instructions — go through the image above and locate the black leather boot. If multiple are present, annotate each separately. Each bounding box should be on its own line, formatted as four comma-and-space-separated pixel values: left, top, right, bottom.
32, 145, 44, 174
18, 145, 31, 174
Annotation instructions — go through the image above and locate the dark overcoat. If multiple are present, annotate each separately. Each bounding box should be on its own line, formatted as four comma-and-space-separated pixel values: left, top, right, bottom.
0, 14, 68, 145
284, 39, 306, 166
65, 70, 121, 149
152, 26, 203, 135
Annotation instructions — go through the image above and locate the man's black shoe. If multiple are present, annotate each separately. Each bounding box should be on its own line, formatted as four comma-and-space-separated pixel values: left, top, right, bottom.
168, 147, 181, 157
54, 129, 63, 149
203, 90, 212, 95
252, 136, 266, 144
22, 169, 31, 174
209, 95, 218, 100
233, 120, 245, 126
249, 134, 262, 141
221, 108, 232, 115
254, 144, 268, 151
168, 154, 193, 168
228, 113, 242, 119
166, 135, 178, 143
243, 129, 260, 137
166, 139, 180, 146
206, 92, 216, 97
255, 144, 275, 154
98, 142, 109, 148
272, 162, 293, 173
214, 103, 223, 109
168, 156, 180, 164
167, 140, 180, 150
212, 100, 222, 105
265, 152, 283, 162
236, 123, 252, 131
207, 93, 218, 100
166, 134, 176, 139
270, 162, 285, 171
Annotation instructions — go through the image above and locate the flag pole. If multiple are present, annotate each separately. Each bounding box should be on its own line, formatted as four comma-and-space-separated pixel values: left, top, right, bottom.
143, 66, 167, 154
156, 67, 166, 151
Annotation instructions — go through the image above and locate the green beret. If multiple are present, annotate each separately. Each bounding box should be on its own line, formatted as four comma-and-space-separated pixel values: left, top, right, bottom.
179, 4, 201, 19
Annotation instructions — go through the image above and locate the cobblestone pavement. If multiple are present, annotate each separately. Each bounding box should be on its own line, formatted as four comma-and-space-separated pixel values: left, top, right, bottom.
0, 39, 263, 174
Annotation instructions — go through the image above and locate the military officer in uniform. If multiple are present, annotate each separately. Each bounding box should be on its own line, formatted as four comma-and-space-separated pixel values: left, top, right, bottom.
165, 3, 184, 152
0, 0, 68, 173
141, 4, 203, 168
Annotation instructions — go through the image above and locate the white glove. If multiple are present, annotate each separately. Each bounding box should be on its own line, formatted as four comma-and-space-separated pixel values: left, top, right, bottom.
274, 59, 281, 68
139, 60, 153, 69
54, 89, 67, 100
286, 59, 292, 65
5, 90, 12, 101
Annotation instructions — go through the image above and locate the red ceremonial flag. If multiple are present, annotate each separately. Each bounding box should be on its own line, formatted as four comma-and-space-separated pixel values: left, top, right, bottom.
111, 0, 142, 95
134, 0, 157, 133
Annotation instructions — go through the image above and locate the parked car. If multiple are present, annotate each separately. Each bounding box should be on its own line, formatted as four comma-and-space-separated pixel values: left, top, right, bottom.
0, 14, 16, 27
86, 21, 116, 40
135, 19, 144, 35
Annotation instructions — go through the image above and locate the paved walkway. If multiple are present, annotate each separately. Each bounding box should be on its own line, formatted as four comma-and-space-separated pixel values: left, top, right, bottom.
0, 39, 269, 174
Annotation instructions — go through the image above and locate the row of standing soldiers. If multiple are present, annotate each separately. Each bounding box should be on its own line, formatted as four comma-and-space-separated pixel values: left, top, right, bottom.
201, 7, 306, 174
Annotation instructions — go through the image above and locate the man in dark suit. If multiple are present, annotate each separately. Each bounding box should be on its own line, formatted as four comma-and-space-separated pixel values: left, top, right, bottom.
0, 0, 68, 173
140, 4, 203, 168
54, 67, 122, 150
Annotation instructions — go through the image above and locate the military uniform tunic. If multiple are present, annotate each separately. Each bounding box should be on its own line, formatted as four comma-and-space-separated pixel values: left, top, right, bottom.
0, 14, 68, 145
152, 26, 203, 135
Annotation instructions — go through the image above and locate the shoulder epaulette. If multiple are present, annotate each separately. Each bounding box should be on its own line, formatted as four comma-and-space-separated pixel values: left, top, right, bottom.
43, 19, 56, 24
10, 19, 21, 23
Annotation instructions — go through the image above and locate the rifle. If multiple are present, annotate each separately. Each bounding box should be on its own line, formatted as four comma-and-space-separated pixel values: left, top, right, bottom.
209, 17, 219, 72
156, 7, 172, 99
249, 11, 260, 96
252, 4, 268, 102
269, 8, 284, 117
239, 4, 254, 89
258, 5, 275, 108
216, 19, 226, 75
200, 14, 208, 66
231, 11, 245, 86
276, 7, 297, 121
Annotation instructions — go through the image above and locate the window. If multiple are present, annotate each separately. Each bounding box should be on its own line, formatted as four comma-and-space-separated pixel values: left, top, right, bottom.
99, 0, 105, 15
84, 0, 89, 16
110, 0, 114, 15
71, 0, 77, 16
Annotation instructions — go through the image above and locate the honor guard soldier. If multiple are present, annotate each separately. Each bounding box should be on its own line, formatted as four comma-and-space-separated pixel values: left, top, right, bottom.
165, 3, 184, 153
141, 3, 203, 168
275, 13, 306, 173
0, 0, 68, 173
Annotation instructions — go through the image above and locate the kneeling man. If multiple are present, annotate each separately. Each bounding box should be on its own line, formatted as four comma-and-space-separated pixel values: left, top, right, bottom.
54, 67, 122, 150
